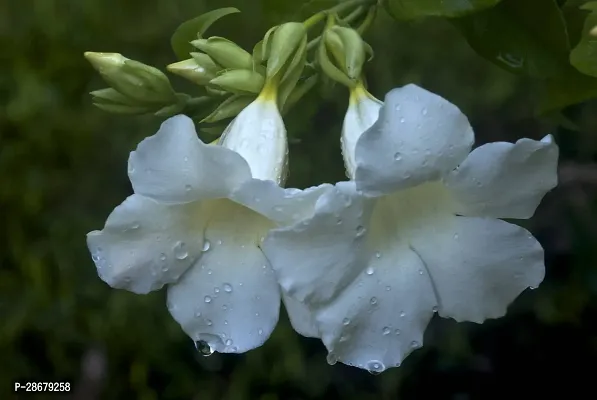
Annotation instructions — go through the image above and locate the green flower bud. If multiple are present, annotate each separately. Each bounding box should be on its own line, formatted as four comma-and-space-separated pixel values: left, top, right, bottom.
84, 52, 176, 104
167, 54, 220, 85
318, 26, 370, 88
191, 37, 253, 70
265, 23, 307, 80
209, 69, 265, 95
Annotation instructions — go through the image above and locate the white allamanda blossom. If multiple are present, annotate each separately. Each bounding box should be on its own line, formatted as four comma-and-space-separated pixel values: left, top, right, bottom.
87, 92, 328, 354
263, 84, 558, 373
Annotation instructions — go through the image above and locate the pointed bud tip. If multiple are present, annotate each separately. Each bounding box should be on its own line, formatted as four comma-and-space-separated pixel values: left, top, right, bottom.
84, 52, 127, 70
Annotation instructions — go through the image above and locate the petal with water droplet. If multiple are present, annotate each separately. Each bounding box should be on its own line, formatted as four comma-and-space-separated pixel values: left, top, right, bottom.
87, 194, 208, 294
444, 135, 559, 219
166, 200, 280, 353
354, 84, 474, 196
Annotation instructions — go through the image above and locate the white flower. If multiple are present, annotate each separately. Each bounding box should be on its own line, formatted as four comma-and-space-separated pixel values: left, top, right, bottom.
87, 95, 328, 354
263, 84, 559, 372
341, 84, 383, 177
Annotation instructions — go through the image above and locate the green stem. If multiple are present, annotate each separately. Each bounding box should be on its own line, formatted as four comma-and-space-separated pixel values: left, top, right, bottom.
356, 6, 377, 35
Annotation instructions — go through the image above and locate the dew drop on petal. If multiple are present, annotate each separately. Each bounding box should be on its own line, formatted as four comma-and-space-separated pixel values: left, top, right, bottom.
194, 308, 201, 318
400, 311, 406, 317
173, 241, 188, 260
92, 253, 100, 262
366, 266, 375, 275
356, 225, 366, 237
185, 184, 192, 192
432, 306, 439, 313
342, 318, 350, 326
222, 304, 228, 310
529, 285, 538, 290
206, 319, 213, 326
410, 341, 420, 349
217, 240, 223, 245
375, 252, 381, 259
214, 287, 220, 294
326, 352, 338, 366
421, 108, 428, 116
258, 329, 263, 335
394, 152, 402, 161
202, 240, 211, 252
394, 329, 401, 335
223, 283, 233, 293
382, 327, 391, 335
204, 295, 212, 303
159, 253, 167, 261
399, 117, 405, 123
194, 340, 213, 356
207, 269, 213, 275
385, 286, 392, 291
225, 339, 233, 346
366, 360, 385, 375
453, 233, 459, 240
273, 205, 283, 212
370, 297, 378, 305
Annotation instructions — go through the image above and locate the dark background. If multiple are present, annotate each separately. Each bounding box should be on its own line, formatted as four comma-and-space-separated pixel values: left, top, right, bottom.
1, 0, 596, 399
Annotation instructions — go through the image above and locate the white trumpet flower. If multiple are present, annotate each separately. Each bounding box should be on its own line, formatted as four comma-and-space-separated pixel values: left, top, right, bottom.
87, 92, 327, 354
263, 84, 558, 373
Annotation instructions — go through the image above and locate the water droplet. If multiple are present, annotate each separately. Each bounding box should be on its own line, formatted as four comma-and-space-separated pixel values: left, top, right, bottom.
92, 253, 100, 262
207, 269, 213, 275
217, 240, 223, 245
326, 352, 338, 365
173, 241, 188, 260
399, 117, 406, 123
194, 308, 201, 318
375, 252, 381, 259
339, 334, 349, 342
128, 165, 135, 174
130, 222, 140, 230
385, 285, 391, 291
342, 318, 351, 326
453, 233, 459, 240
225, 339, 233, 346
185, 184, 192, 192
370, 297, 378, 305
400, 311, 406, 317
395, 104, 401, 111
366, 360, 385, 375
394, 152, 402, 161
258, 329, 263, 335
356, 225, 366, 237
382, 327, 391, 335
159, 253, 167, 261
183, 156, 189, 162
418, 269, 424, 275
222, 304, 228, 310
204, 295, 212, 303
529, 285, 538, 290
432, 306, 439, 313
394, 329, 401, 335
366, 266, 375, 275
202, 240, 211, 252
336, 218, 343, 225
410, 341, 420, 349
206, 319, 213, 326
255, 312, 260, 317
273, 205, 283, 212
214, 287, 220, 294
195, 340, 213, 356
161, 265, 169, 272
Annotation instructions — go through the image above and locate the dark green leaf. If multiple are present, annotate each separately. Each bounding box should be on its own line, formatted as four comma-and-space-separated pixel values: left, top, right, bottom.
454, 0, 570, 78
570, 2, 597, 77
384, 0, 502, 19
171, 8, 241, 60
537, 68, 597, 113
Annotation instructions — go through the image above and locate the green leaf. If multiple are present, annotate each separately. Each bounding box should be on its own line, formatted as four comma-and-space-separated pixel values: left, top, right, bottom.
201, 94, 256, 123
537, 68, 597, 113
454, 0, 570, 78
384, 0, 502, 19
570, 2, 597, 77
171, 8, 241, 60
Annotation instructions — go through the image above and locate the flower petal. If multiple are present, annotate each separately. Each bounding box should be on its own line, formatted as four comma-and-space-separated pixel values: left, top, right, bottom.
263, 181, 374, 305
315, 244, 437, 372
87, 194, 207, 294
219, 99, 288, 184
166, 199, 279, 353
342, 87, 383, 178
128, 115, 251, 203
230, 179, 334, 226
282, 294, 319, 338
410, 216, 545, 323
444, 135, 559, 219
354, 84, 474, 196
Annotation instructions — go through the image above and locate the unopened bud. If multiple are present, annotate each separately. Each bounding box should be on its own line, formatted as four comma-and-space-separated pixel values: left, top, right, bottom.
210, 69, 265, 94
191, 37, 253, 70
167, 53, 220, 85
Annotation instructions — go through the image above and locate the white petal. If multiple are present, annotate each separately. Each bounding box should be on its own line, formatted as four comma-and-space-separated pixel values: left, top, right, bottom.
444, 135, 559, 219
354, 85, 474, 196
219, 99, 288, 184
166, 199, 279, 353
87, 194, 207, 294
263, 181, 374, 305
410, 216, 545, 323
341, 86, 383, 178
315, 244, 436, 372
230, 179, 334, 226
128, 115, 251, 203
282, 294, 319, 338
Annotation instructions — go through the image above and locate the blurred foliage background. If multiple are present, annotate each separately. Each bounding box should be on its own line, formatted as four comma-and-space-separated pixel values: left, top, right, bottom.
1, 0, 597, 399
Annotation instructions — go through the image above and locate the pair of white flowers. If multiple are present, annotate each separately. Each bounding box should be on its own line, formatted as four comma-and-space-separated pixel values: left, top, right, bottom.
88, 83, 558, 373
